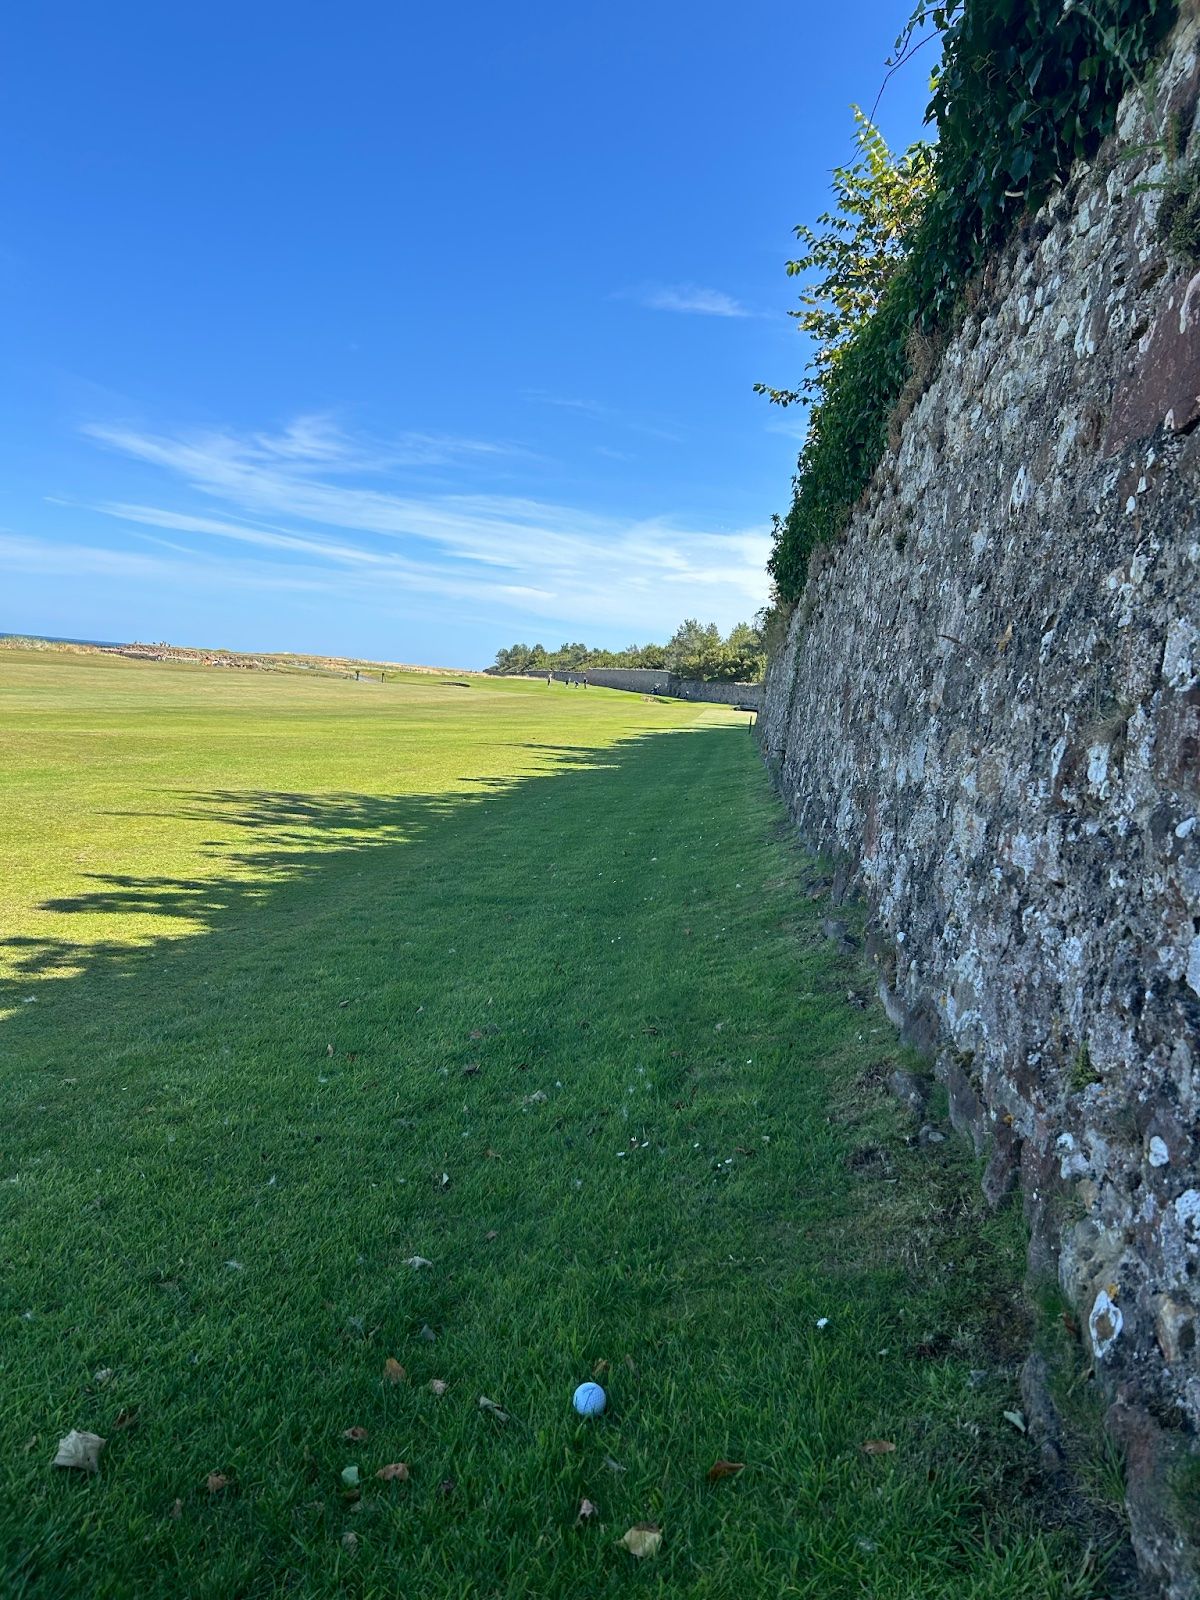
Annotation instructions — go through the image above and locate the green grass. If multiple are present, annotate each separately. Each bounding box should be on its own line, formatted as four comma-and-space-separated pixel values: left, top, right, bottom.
0, 650, 1120, 1597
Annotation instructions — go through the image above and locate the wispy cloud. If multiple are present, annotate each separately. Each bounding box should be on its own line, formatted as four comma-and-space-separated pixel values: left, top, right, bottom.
630, 283, 752, 318
68, 414, 770, 634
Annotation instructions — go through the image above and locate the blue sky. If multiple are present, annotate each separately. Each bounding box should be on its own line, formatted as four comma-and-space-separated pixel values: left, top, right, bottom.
0, 1, 932, 668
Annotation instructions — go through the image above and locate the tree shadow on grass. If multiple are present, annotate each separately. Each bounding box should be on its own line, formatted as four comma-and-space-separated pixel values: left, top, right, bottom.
0, 727, 726, 1018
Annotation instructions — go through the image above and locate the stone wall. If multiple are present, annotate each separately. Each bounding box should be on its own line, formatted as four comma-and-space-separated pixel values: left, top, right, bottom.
538, 667, 762, 707
760, 20, 1200, 1595
669, 677, 762, 707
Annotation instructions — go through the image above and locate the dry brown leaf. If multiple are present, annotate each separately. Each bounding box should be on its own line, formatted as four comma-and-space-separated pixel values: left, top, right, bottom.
860, 1439, 896, 1455
996, 621, 1013, 654
619, 1523, 662, 1558
383, 1358, 407, 1385
484, 1148, 502, 1160
342, 1426, 369, 1443
577, 1497, 599, 1523
593, 1358, 610, 1378
376, 1462, 410, 1482
52, 1430, 105, 1474
429, 1379, 448, 1396
206, 1471, 230, 1492
706, 1459, 745, 1482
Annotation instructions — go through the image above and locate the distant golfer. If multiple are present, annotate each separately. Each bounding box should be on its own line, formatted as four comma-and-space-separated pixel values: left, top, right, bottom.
547, 672, 552, 686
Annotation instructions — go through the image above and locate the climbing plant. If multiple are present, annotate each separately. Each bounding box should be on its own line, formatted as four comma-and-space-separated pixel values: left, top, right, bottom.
765, 0, 1176, 602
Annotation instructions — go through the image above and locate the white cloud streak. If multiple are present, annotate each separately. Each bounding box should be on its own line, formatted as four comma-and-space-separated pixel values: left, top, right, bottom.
630, 284, 752, 318
67, 416, 770, 634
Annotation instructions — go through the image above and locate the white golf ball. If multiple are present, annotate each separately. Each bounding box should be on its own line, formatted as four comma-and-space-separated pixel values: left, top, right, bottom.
573, 1381, 606, 1416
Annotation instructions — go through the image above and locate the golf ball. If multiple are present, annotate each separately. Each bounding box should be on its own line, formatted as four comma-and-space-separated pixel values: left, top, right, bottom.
573, 1381, 607, 1416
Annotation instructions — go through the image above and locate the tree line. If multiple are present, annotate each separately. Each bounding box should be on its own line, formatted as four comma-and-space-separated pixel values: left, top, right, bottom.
487, 618, 766, 683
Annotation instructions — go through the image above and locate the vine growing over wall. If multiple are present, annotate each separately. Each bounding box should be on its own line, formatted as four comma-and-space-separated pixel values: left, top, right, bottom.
765, 0, 1176, 603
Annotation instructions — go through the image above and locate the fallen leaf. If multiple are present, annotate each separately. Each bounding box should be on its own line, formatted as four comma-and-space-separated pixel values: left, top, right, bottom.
93, 1367, 114, 1386
326, 1043, 335, 1057
734, 1146, 757, 1158
338, 999, 351, 1009
384, 1358, 407, 1384
169, 1498, 183, 1519
52, 1430, 105, 1474
405, 1256, 433, 1269
577, 1497, 599, 1523
478, 1394, 510, 1423
484, 1230, 499, 1242
624, 1354, 637, 1374
342, 1426, 369, 1443
996, 621, 1014, 654
1003, 1409, 1027, 1433
523, 1090, 548, 1105
438, 1476, 456, 1497
593, 1359, 610, 1378
469, 1030, 484, 1040
706, 1459, 745, 1482
418, 1324, 438, 1342
603, 1455, 627, 1474
437, 1172, 451, 1190
206, 1471, 230, 1493
376, 1462, 410, 1482
22, 1434, 39, 1453
341, 1465, 360, 1488
462, 1063, 481, 1077
341, 1530, 358, 1552
860, 1439, 896, 1456
484, 1148, 502, 1160
619, 1523, 662, 1558
429, 1379, 448, 1396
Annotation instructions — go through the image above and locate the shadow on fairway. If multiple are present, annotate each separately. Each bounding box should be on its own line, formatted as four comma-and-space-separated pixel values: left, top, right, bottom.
0, 724, 736, 1018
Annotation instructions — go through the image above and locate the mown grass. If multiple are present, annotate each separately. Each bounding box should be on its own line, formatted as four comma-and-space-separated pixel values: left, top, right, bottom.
0, 651, 1123, 1597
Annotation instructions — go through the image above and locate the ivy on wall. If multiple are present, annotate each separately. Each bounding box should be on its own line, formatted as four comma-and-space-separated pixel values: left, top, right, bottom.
767, 0, 1176, 603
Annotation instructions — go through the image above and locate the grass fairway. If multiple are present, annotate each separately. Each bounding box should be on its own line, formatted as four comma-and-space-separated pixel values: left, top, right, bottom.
1, 650, 1114, 1598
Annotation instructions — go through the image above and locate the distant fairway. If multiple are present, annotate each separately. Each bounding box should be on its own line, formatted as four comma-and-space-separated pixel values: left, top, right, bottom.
0, 651, 1118, 1598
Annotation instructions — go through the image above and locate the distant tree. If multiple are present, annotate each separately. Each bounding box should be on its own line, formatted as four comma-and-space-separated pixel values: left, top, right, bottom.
487, 622, 762, 680
722, 619, 766, 682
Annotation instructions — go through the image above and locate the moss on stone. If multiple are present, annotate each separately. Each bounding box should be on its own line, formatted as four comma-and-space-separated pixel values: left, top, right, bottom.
1159, 162, 1200, 261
